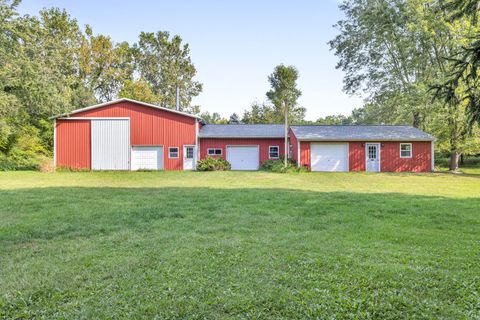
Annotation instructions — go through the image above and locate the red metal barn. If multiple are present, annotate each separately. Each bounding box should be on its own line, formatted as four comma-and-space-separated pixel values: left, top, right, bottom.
53, 99, 201, 170
290, 125, 435, 172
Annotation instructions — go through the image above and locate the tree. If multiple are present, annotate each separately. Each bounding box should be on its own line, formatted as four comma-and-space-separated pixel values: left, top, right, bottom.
228, 113, 241, 124
315, 115, 353, 125
134, 31, 202, 113
266, 64, 303, 167
118, 79, 158, 103
241, 102, 275, 124
330, 0, 479, 170
199, 111, 228, 124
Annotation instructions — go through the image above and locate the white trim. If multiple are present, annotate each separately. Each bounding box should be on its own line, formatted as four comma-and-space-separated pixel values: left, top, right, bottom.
183, 145, 196, 170
50, 98, 202, 120
53, 118, 56, 168
57, 117, 130, 120
399, 143, 412, 158
207, 148, 223, 156
195, 120, 200, 164
365, 143, 381, 172
268, 145, 280, 159
297, 140, 301, 167
431, 141, 435, 172
297, 138, 434, 142
168, 147, 179, 159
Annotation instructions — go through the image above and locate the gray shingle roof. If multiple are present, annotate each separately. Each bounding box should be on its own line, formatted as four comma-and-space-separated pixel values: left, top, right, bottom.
290, 125, 434, 141
199, 124, 284, 138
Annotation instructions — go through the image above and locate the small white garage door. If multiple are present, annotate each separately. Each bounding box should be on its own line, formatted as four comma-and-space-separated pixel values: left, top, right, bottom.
226, 146, 259, 170
91, 119, 130, 170
131, 146, 164, 170
311, 143, 348, 172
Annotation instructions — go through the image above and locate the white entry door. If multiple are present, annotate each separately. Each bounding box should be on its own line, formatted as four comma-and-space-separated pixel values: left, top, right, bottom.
131, 146, 164, 170
183, 146, 196, 170
91, 119, 130, 170
226, 146, 259, 170
366, 143, 380, 172
310, 143, 348, 172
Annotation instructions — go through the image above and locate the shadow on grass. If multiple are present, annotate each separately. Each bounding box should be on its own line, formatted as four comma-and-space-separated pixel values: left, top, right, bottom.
1, 187, 479, 246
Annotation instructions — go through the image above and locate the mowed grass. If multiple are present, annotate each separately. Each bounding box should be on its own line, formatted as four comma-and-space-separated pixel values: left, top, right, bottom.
0, 171, 479, 319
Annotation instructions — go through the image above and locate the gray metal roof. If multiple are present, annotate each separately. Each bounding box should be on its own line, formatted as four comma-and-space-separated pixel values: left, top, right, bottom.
199, 124, 284, 138
290, 125, 434, 141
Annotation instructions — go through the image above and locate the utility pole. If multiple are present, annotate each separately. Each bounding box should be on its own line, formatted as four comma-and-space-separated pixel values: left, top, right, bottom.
284, 101, 288, 168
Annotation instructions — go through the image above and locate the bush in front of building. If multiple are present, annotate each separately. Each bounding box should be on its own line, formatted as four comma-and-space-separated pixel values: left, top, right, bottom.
260, 157, 307, 173
196, 156, 231, 171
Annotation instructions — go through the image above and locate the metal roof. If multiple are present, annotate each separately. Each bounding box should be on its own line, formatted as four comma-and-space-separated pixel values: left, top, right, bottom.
50, 98, 202, 120
290, 125, 434, 141
199, 124, 285, 138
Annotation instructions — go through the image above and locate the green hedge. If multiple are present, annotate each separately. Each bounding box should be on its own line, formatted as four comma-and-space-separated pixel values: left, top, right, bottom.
260, 157, 307, 173
197, 156, 231, 171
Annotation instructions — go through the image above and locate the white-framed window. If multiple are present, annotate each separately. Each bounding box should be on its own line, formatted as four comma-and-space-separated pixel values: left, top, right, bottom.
400, 143, 412, 158
269, 146, 280, 159
168, 147, 179, 158
207, 148, 222, 156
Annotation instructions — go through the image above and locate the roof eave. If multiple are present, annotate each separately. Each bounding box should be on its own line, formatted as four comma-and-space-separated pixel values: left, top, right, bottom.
50, 98, 202, 120
297, 138, 435, 142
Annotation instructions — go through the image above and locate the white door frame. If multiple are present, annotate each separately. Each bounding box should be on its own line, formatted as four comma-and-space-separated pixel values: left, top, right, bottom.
365, 143, 381, 172
226, 145, 260, 170
183, 145, 197, 170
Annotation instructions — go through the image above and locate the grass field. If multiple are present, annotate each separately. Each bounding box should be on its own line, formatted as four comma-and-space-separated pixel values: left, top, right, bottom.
1, 171, 479, 319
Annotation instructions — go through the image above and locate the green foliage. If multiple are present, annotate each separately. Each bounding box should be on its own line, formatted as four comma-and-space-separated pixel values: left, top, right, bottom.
196, 156, 231, 171
118, 79, 158, 103
199, 111, 228, 124
266, 65, 305, 123
260, 157, 306, 173
134, 31, 202, 113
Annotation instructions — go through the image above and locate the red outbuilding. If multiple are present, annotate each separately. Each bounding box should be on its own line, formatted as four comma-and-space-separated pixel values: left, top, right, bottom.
52, 99, 435, 172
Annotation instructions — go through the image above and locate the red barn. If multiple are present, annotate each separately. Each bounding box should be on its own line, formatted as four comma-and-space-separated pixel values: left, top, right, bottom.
53, 99, 434, 172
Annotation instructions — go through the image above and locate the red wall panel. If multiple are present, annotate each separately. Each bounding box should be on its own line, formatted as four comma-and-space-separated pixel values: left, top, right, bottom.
380, 141, 431, 172
349, 142, 366, 171
299, 141, 311, 168
71, 101, 197, 170
56, 120, 91, 169
199, 138, 285, 165
289, 129, 298, 163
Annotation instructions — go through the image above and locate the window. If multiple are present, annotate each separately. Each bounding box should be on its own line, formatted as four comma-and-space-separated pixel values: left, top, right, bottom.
269, 146, 280, 159
368, 145, 377, 160
168, 147, 179, 158
207, 148, 222, 156
185, 146, 194, 159
400, 143, 412, 158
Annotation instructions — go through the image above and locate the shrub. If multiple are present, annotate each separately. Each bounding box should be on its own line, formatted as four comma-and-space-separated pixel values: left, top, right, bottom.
197, 156, 231, 171
260, 156, 307, 173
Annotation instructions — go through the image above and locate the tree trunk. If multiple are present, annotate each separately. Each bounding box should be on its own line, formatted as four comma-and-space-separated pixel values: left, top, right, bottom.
412, 111, 421, 128
450, 149, 459, 171
460, 153, 464, 165
284, 102, 288, 169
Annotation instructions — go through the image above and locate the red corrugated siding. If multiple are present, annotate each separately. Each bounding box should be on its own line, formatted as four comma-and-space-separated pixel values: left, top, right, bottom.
289, 129, 298, 163
349, 142, 365, 171
381, 141, 431, 172
199, 138, 285, 165
56, 120, 91, 169
71, 101, 197, 170
299, 141, 311, 168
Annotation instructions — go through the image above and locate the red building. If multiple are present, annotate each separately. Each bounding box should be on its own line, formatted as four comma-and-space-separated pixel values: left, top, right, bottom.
52, 99, 435, 172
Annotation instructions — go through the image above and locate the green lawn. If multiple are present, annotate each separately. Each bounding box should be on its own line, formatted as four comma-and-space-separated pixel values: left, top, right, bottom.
1, 171, 479, 319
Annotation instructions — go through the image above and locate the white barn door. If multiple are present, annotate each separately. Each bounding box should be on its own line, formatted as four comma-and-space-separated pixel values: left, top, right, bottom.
91, 119, 130, 170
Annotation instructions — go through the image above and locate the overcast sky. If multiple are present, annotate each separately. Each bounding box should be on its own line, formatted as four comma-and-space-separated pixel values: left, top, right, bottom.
18, 0, 364, 120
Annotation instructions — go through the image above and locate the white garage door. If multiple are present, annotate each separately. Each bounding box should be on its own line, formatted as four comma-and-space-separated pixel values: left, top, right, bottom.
131, 146, 164, 170
91, 119, 130, 170
226, 146, 259, 170
311, 143, 348, 172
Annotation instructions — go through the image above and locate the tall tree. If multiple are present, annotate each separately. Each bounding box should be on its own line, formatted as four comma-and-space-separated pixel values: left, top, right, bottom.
266, 65, 303, 166
118, 79, 157, 103
330, 0, 479, 170
134, 31, 202, 113
228, 113, 241, 124
241, 102, 275, 124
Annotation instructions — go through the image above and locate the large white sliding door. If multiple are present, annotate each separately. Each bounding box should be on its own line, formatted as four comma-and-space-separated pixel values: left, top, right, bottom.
91, 119, 130, 170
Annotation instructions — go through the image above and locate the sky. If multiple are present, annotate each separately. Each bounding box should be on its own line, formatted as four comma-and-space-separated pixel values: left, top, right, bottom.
17, 0, 364, 121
